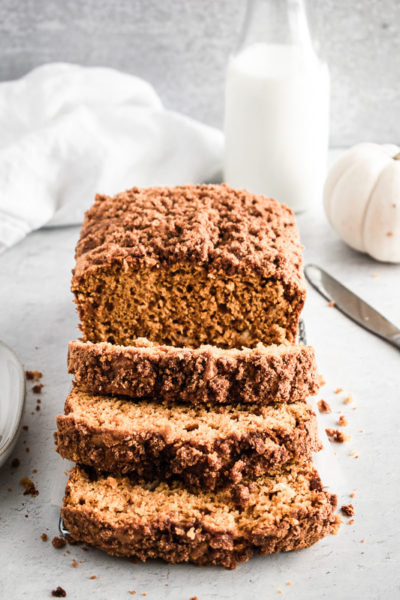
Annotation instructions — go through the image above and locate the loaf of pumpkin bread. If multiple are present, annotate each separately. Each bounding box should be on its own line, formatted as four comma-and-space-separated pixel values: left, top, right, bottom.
72, 184, 306, 348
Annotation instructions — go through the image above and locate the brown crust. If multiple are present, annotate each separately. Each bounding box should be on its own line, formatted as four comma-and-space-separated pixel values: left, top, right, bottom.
67, 339, 320, 405
56, 391, 322, 490
73, 184, 305, 290
61, 465, 339, 569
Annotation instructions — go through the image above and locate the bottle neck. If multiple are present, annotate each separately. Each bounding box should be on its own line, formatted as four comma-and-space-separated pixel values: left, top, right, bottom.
237, 0, 315, 55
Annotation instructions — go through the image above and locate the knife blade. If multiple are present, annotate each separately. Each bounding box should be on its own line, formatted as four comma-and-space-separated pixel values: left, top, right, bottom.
304, 264, 400, 350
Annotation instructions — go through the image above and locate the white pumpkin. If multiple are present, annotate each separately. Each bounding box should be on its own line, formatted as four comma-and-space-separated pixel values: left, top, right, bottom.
324, 143, 400, 263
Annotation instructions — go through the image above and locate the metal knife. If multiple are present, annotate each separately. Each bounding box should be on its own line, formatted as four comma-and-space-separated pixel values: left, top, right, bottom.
304, 264, 400, 350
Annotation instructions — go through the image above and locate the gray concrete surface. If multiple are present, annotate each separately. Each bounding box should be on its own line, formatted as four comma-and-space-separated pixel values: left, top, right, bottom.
0, 0, 399, 146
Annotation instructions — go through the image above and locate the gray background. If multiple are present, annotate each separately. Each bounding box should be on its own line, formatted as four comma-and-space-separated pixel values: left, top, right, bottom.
0, 0, 399, 147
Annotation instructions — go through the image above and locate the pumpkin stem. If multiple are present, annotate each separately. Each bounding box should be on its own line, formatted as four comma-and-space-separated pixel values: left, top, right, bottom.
393, 152, 400, 160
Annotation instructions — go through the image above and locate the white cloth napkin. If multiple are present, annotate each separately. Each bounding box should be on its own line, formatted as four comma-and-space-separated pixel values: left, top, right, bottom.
0, 63, 224, 252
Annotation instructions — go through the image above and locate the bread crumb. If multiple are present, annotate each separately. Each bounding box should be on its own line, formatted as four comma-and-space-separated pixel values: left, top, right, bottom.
286, 582, 292, 586
349, 450, 359, 457
328, 301, 335, 307
52, 536, 67, 549
325, 428, 350, 443
26, 370, 42, 381
41, 533, 48, 542
341, 504, 354, 517
361, 539, 365, 543
350, 492, 356, 498
348, 519, 354, 525
90, 576, 97, 580
317, 399, 331, 414
189, 597, 198, 600
33, 383, 43, 394
335, 387, 343, 394
338, 415, 348, 426
386, 232, 393, 237
20, 477, 39, 497
23, 425, 29, 431
344, 395, 354, 404
51, 587, 66, 598
72, 559, 79, 568
11, 458, 20, 469
318, 375, 326, 386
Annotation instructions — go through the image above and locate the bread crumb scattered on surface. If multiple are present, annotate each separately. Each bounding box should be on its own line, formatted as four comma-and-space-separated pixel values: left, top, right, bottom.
41, 533, 48, 542
52, 536, 67, 549
89, 576, 97, 580
317, 399, 332, 413
348, 519, 354, 525
51, 587, 66, 598
11, 458, 20, 469
325, 428, 350, 443
20, 477, 39, 497
344, 395, 354, 404
328, 301, 335, 307
341, 504, 354, 517
350, 492, 356, 498
26, 370, 42, 381
361, 539, 365, 543
335, 388, 343, 394
33, 383, 43, 394
72, 559, 79, 568
23, 425, 29, 431
338, 415, 348, 426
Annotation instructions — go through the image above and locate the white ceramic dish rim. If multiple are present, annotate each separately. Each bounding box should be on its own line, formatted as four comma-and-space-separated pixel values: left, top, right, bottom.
0, 339, 26, 467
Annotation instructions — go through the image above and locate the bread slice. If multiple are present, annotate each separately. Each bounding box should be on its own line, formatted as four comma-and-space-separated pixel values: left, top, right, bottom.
62, 462, 339, 568
71, 185, 306, 348
68, 339, 319, 406
56, 388, 321, 490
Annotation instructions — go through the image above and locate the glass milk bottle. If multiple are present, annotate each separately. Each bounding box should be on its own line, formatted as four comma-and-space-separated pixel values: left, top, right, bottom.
224, 0, 329, 212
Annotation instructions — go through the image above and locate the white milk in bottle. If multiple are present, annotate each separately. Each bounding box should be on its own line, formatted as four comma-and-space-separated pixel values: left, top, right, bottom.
224, 0, 329, 212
